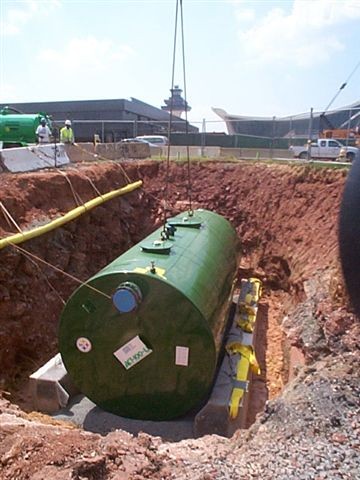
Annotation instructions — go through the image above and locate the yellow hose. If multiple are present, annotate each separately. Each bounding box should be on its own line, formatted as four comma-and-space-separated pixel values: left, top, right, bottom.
0, 180, 143, 250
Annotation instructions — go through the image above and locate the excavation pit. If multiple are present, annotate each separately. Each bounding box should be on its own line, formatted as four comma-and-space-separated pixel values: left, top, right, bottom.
0, 159, 357, 445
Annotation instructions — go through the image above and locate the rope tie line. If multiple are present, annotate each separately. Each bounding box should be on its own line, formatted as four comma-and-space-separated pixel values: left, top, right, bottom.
56, 169, 84, 207
10, 242, 111, 300
18, 249, 66, 305
83, 174, 104, 199
62, 165, 104, 200
0, 201, 23, 233
73, 143, 133, 184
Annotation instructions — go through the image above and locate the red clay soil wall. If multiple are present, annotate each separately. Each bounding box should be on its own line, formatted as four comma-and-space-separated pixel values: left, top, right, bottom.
144, 162, 346, 287
0, 160, 353, 403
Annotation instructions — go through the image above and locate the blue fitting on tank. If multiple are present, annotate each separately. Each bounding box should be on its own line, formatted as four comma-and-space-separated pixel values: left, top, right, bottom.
113, 282, 142, 313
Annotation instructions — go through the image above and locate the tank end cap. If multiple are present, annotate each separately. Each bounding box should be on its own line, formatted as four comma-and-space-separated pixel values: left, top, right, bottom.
113, 282, 142, 313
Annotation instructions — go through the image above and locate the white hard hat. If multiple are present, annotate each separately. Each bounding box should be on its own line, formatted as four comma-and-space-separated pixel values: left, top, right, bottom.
65, 119, 72, 126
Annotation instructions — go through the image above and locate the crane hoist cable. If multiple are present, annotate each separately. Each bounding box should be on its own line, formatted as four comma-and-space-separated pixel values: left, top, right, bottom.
164, 0, 179, 229
180, 0, 192, 213
163, 0, 193, 230
323, 58, 360, 113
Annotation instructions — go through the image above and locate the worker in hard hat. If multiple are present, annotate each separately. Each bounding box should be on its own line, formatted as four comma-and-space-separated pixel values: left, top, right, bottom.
60, 119, 75, 144
35, 118, 52, 144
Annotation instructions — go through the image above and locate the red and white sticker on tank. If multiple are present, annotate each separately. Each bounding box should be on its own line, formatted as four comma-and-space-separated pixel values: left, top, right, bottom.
76, 337, 92, 353
113, 335, 152, 370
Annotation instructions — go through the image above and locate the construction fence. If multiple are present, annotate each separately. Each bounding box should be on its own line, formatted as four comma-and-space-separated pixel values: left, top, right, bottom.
51, 105, 360, 156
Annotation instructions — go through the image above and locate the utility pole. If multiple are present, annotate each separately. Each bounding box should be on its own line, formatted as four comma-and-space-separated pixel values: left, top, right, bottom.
53, 127, 58, 168
307, 107, 313, 161
346, 109, 352, 147
270, 116, 276, 159
201, 118, 206, 157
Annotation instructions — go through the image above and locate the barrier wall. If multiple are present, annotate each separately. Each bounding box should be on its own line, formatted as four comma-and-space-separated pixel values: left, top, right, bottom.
0, 144, 70, 173
65, 142, 151, 162
0, 143, 293, 174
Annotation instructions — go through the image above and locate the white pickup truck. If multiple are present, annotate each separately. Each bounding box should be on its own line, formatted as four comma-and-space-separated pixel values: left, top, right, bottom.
289, 139, 359, 161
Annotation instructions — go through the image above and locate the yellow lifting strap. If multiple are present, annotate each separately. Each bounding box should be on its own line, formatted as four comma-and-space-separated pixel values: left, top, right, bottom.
237, 278, 262, 333
227, 343, 261, 419
238, 277, 262, 306
228, 354, 248, 419
227, 343, 261, 376
237, 310, 257, 333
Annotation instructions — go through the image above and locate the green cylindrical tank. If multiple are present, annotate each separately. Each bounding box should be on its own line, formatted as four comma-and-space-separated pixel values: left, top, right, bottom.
0, 107, 51, 146
59, 209, 240, 420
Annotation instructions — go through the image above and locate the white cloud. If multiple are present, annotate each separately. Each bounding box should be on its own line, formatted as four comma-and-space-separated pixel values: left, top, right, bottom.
0, 83, 20, 102
0, 0, 61, 36
229, 0, 255, 22
235, 8, 255, 23
37, 36, 134, 71
234, 0, 360, 68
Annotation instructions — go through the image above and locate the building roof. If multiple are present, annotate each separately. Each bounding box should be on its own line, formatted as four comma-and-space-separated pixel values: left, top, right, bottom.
212, 101, 360, 137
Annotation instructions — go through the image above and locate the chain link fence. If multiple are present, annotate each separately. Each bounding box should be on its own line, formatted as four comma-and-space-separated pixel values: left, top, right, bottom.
51, 106, 360, 159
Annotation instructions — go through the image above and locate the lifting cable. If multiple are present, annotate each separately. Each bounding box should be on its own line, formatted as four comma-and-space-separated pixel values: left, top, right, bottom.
179, 0, 192, 213
164, 0, 192, 229
164, 0, 179, 227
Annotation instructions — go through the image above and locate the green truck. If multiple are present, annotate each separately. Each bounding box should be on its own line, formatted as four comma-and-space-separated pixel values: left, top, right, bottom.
0, 106, 52, 148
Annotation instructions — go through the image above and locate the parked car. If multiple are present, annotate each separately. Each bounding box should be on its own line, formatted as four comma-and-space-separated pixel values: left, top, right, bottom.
289, 139, 359, 161
135, 135, 169, 147
120, 138, 149, 144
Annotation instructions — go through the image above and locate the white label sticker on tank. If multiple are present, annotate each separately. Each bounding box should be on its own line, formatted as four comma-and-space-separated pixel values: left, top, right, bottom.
114, 335, 152, 370
175, 346, 189, 366
76, 337, 92, 353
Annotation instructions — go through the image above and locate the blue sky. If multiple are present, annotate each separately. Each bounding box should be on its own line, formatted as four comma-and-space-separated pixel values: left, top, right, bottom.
1, 0, 360, 131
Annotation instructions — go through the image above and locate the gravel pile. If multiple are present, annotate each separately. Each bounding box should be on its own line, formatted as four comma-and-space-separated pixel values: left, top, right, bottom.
161, 353, 360, 480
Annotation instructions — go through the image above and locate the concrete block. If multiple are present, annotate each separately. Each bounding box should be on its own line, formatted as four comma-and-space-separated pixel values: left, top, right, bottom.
194, 341, 249, 438
96, 142, 150, 159
0, 144, 70, 173
65, 143, 95, 162
29, 353, 79, 414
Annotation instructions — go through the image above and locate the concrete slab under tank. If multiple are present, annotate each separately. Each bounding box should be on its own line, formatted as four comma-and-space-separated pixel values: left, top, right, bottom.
54, 394, 195, 442
30, 285, 261, 440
